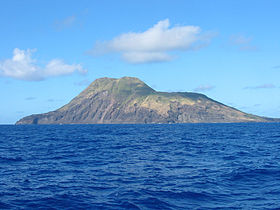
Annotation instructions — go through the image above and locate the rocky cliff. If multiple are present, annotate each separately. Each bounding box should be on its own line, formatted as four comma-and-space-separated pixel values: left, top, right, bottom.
16, 77, 276, 124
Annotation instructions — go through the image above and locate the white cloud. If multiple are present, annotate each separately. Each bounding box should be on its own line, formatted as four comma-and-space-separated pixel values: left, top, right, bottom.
44, 59, 85, 77
0, 48, 87, 81
91, 19, 211, 63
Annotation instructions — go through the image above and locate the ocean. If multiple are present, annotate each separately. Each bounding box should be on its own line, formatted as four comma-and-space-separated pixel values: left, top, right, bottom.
0, 123, 279, 209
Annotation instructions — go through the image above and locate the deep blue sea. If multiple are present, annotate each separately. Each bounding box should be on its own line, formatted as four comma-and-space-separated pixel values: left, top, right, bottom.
0, 123, 280, 209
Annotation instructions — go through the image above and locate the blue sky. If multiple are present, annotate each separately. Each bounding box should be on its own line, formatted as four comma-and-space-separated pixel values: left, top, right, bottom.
1, 0, 280, 124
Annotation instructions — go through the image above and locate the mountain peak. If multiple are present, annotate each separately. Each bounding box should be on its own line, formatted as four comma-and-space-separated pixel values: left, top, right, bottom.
83, 76, 155, 97
91, 76, 145, 84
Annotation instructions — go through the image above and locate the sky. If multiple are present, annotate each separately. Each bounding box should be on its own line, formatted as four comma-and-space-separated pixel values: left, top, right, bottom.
1, 0, 280, 124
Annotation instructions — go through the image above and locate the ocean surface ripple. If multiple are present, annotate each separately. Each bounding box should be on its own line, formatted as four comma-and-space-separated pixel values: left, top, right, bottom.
0, 123, 280, 209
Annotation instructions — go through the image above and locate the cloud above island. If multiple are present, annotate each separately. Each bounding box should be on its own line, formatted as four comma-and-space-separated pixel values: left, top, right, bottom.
90, 19, 213, 63
0, 48, 87, 81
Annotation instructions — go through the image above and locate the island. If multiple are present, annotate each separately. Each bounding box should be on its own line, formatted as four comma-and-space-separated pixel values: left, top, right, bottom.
16, 77, 277, 124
